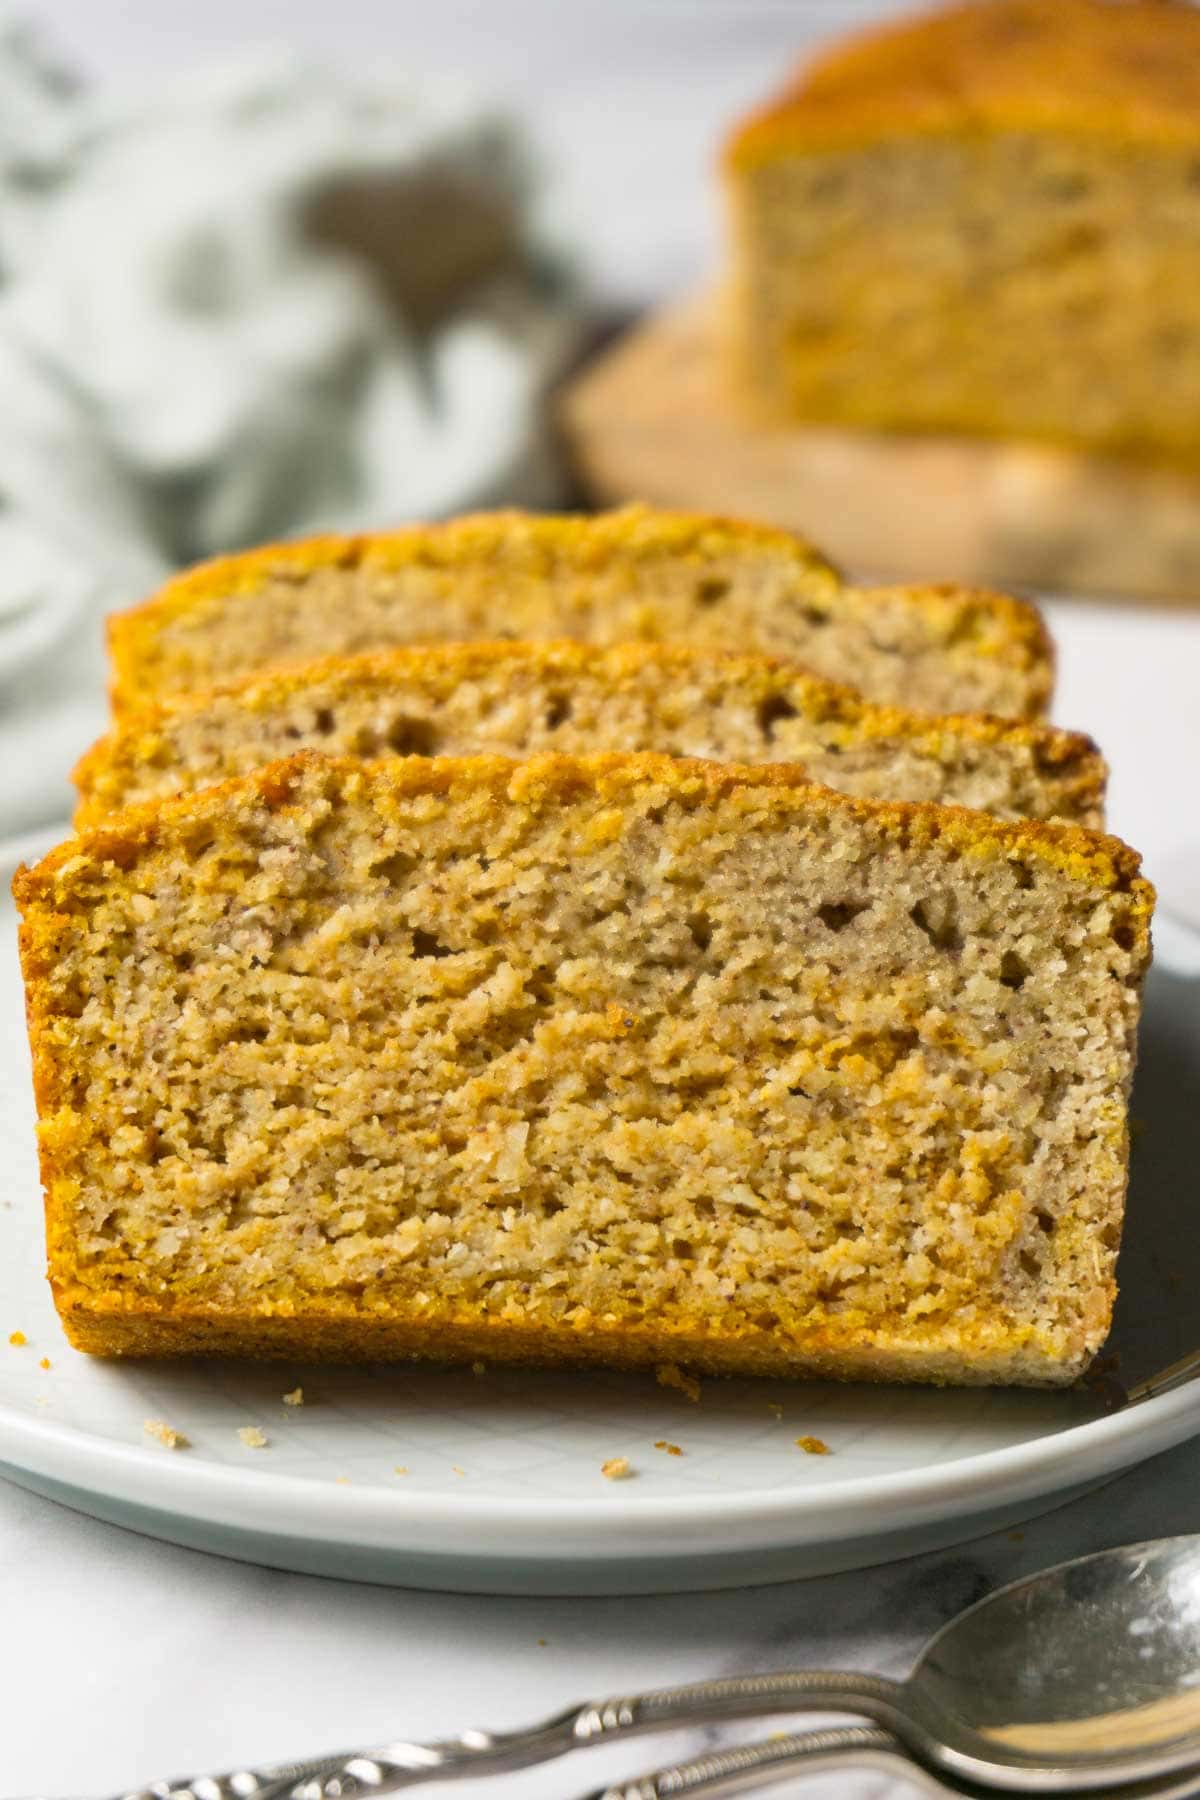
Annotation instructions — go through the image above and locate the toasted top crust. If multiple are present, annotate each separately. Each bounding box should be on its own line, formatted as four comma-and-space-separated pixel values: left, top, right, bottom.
19, 749, 1151, 913
726, 0, 1200, 167
111, 504, 838, 639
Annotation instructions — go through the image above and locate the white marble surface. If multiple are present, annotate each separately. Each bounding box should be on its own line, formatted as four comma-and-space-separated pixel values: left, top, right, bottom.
4, 5, 1200, 1798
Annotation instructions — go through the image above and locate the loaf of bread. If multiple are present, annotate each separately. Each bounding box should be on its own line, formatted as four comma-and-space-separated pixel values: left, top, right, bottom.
75, 639, 1103, 831
724, 0, 1200, 461
107, 506, 1053, 720
17, 751, 1151, 1385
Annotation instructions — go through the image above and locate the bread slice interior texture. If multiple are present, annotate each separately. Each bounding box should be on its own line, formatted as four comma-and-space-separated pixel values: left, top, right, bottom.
75, 640, 1102, 831
18, 751, 1151, 1385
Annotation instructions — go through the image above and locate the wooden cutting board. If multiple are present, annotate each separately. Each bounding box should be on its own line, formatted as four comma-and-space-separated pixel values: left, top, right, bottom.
560, 293, 1200, 603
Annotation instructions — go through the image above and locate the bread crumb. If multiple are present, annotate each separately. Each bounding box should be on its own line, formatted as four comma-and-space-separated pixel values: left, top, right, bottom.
8, 1330, 26, 1347
601, 1456, 633, 1480
795, 1435, 831, 1455
766, 1401, 783, 1419
237, 1425, 268, 1449
38, 1357, 51, 1371
394, 1465, 409, 1476
144, 1418, 188, 1450
537, 1637, 547, 1646
1008, 1529, 1026, 1544
335, 1475, 351, 1485
471, 1361, 487, 1376
655, 1363, 701, 1403
282, 1386, 304, 1406
654, 1439, 684, 1456
452, 1465, 466, 1476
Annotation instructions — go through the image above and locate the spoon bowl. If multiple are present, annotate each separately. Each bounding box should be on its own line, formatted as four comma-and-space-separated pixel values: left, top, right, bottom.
903, 1534, 1200, 1790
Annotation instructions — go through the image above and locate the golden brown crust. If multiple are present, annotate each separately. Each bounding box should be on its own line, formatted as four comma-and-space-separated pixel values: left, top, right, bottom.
104, 504, 1052, 718
725, 0, 1200, 168
50, 1285, 1073, 1386
74, 637, 1093, 830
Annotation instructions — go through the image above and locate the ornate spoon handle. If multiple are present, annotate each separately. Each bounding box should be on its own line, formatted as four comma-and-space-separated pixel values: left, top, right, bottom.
582, 1724, 936, 1800
281, 1670, 906, 1793
96, 1670, 905, 1800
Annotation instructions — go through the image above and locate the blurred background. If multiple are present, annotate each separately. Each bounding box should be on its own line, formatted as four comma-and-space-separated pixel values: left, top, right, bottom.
41, 1, 900, 304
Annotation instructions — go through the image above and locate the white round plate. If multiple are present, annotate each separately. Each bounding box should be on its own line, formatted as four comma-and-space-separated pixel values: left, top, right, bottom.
1, 827, 1199, 1595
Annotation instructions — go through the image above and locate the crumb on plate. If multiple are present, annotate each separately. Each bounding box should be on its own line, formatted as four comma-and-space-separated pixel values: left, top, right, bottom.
237, 1425, 268, 1449
601, 1456, 633, 1480
795, 1435, 831, 1455
653, 1439, 684, 1456
282, 1386, 304, 1406
144, 1418, 189, 1450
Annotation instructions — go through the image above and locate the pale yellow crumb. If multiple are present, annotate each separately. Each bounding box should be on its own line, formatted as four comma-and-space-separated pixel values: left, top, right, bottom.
653, 1439, 684, 1456
38, 1357, 51, 1371
471, 1361, 487, 1376
655, 1363, 701, 1403
601, 1456, 633, 1480
282, 1386, 304, 1406
452, 1465, 466, 1476
237, 1425, 268, 1449
335, 1475, 351, 1485
795, 1435, 831, 1455
8, 1330, 26, 1347
394, 1465, 409, 1476
144, 1418, 189, 1450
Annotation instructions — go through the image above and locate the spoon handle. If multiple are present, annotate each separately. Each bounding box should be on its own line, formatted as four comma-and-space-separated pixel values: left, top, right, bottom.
63, 1673, 908, 1800
581, 1724, 942, 1800
273, 1671, 908, 1792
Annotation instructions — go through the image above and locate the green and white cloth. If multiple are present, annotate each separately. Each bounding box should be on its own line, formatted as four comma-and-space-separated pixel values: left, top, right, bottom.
0, 16, 582, 832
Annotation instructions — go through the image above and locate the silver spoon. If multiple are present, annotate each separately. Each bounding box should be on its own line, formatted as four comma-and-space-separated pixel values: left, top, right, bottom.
268, 1534, 1200, 1794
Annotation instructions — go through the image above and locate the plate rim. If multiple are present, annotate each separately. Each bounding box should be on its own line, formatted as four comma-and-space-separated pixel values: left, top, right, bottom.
5, 822, 1199, 1565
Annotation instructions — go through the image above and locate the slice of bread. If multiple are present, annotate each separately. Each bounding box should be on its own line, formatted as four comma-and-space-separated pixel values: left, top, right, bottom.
106, 506, 1053, 720
723, 0, 1200, 460
17, 751, 1151, 1385
75, 640, 1103, 832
